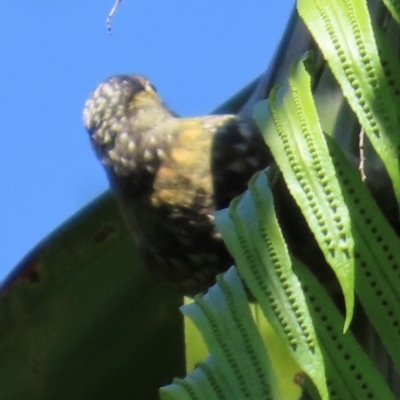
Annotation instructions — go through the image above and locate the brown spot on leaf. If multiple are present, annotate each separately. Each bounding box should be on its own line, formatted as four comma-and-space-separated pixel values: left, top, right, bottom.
293, 372, 306, 387
0, 249, 45, 293
20, 255, 41, 283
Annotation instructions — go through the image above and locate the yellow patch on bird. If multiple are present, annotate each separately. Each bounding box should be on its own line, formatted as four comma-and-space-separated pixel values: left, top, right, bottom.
171, 124, 213, 169
151, 186, 196, 208
178, 128, 204, 142
157, 166, 179, 181
171, 147, 197, 165
156, 189, 176, 203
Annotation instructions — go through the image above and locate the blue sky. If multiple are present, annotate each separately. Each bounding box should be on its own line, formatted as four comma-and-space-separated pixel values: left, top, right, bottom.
0, 0, 294, 281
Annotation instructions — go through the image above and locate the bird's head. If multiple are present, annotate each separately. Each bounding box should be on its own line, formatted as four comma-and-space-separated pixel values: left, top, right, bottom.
83, 75, 167, 140
83, 75, 174, 179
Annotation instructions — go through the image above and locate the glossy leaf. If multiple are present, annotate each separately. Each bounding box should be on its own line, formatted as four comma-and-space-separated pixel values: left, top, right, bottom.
161, 268, 280, 400
294, 260, 396, 400
216, 172, 328, 400
253, 57, 355, 330
298, 0, 400, 207
326, 136, 400, 372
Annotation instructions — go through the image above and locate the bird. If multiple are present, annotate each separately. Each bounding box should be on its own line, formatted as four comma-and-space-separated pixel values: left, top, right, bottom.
83, 75, 271, 296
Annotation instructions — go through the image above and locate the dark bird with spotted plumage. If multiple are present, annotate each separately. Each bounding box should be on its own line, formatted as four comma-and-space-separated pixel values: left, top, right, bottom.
83, 75, 271, 295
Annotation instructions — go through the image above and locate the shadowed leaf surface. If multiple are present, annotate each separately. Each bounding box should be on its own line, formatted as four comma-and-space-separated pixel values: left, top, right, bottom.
0, 193, 185, 400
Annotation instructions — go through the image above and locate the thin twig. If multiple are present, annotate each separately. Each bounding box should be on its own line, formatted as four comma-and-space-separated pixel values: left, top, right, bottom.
106, 0, 123, 35
359, 128, 366, 181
